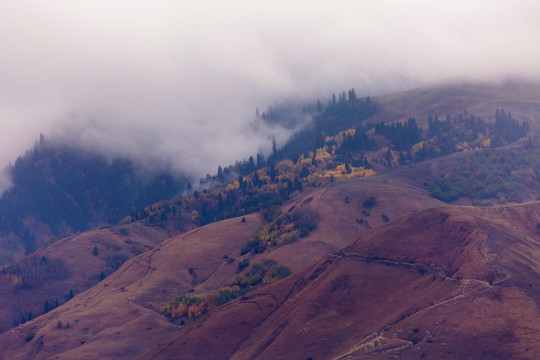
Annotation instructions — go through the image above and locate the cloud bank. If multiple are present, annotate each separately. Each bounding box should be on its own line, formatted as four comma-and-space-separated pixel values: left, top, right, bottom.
1, 0, 539, 187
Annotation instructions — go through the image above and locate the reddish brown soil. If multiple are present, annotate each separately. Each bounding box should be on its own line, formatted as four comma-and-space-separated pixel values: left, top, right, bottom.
141, 204, 540, 360
0, 222, 172, 333
0, 173, 441, 360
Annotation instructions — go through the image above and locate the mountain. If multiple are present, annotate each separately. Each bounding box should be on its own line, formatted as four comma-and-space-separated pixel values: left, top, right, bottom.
0, 139, 189, 265
0, 170, 443, 359
1, 82, 540, 359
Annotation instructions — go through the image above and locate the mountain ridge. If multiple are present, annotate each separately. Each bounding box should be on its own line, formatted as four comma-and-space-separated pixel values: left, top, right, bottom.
1, 82, 540, 359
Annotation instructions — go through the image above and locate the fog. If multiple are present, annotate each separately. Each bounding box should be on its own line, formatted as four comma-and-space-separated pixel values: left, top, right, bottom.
1, 1, 540, 189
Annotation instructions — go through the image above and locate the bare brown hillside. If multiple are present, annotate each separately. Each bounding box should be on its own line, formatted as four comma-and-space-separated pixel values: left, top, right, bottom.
0, 222, 173, 333
141, 203, 540, 360
0, 173, 442, 360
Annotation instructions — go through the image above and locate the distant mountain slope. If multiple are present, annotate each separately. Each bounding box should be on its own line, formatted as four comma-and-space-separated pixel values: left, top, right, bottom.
373, 82, 540, 129
141, 203, 540, 360
0, 221, 173, 333
0, 139, 188, 265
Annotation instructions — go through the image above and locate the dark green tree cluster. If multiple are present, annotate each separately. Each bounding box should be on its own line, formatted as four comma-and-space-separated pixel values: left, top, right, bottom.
337, 127, 374, 154
413, 112, 484, 162
427, 147, 540, 203
492, 109, 529, 147
0, 139, 189, 251
259, 103, 308, 130
374, 118, 420, 151
13, 288, 74, 327
188, 176, 291, 226
271, 89, 377, 163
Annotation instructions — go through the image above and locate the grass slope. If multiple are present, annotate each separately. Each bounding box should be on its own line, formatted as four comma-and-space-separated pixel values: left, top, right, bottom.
0, 173, 441, 359
0, 222, 172, 333
142, 203, 540, 360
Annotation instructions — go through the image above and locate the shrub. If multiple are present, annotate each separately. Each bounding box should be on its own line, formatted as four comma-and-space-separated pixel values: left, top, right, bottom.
292, 208, 320, 238
96, 222, 113, 230
238, 259, 250, 272
240, 239, 264, 255
363, 194, 377, 208
263, 265, 292, 285
25, 332, 36, 342
213, 287, 245, 306
105, 252, 129, 272
261, 204, 282, 222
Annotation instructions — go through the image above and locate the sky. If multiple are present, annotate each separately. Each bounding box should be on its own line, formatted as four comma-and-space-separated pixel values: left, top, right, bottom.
1, 0, 540, 189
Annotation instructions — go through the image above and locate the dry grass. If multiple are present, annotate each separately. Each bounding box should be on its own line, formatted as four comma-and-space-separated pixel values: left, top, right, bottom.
141, 204, 540, 360
3, 82, 540, 359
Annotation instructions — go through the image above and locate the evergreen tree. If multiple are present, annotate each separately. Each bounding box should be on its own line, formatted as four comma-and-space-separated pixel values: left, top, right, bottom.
256, 153, 265, 168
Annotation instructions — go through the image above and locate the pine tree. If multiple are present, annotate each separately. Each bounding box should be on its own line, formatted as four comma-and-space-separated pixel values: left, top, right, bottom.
217, 166, 225, 182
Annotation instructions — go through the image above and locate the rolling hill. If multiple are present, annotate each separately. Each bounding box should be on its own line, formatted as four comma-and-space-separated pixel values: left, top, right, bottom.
0, 221, 174, 333
1, 82, 540, 359
141, 203, 540, 360
0, 170, 444, 359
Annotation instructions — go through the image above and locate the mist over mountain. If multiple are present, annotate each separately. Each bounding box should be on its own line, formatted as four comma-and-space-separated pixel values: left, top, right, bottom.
0, 81, 540, 359
1, 1, 540, 192
2, 2, 540, 358
0, 137, 191, 264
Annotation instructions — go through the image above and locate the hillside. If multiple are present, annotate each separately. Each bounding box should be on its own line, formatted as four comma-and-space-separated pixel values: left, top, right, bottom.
2, 82, 539, 268
1, 82, 540, 359
0, 221, 174, 333
141, 203, 540, 360
0, 140, 189, 265
0, 172, 443, 359
373, 82, 540, 130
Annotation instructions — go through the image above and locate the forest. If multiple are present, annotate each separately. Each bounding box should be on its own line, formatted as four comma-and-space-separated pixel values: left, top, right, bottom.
0, 139, 188, 252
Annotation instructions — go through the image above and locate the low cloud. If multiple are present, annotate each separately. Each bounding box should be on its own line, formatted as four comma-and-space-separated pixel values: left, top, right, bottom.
1, 1, 540, 188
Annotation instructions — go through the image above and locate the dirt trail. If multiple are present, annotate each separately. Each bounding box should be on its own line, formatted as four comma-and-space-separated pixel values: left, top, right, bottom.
330, 251, 512, 359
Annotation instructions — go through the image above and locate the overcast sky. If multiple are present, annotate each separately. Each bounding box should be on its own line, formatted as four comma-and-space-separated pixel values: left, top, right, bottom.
1, 0, 539, 188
